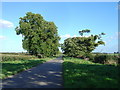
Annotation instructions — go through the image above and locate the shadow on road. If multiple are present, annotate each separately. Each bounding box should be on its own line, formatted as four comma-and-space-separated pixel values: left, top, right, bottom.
1, 57, 63, 88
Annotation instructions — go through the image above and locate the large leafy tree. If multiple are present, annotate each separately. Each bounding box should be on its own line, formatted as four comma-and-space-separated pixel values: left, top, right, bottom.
61, 29, 105, 57
15, 12, 60, 57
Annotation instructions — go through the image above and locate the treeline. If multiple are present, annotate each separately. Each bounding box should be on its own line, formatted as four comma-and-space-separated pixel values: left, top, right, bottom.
15, 12, 119, 65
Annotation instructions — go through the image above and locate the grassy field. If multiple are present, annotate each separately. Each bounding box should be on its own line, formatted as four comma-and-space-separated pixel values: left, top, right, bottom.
63, 56, 119, 88
0, 53, 56, 79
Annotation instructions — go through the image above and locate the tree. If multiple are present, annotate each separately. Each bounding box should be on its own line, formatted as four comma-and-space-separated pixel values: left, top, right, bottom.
61, 30, 105, 58
15, 12, 60, 57
79, 29, 90, 36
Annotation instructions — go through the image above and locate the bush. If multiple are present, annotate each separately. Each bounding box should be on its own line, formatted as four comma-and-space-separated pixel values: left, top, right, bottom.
93, 54, 118, 65
94, 54, 107, 64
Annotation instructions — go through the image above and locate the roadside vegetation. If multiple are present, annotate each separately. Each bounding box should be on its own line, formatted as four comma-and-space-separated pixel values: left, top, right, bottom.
62, 30, 119, 88
63, 56, 119, 88
0, 53, 56, 79
91, 53, 119, 65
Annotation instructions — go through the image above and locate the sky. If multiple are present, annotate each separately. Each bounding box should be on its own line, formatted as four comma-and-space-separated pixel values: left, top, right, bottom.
0, 2, 118, 53
1, 0, 119, 2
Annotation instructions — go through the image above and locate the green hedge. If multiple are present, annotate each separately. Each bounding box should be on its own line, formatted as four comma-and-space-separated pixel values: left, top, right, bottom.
93, 54, 118, 65
1, 56, 29, 62
1, 55, 37, 62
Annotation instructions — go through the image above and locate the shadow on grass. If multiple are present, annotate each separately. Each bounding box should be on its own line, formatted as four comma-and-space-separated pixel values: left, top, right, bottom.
2, 60, 46, 79
63, 61, 119, 88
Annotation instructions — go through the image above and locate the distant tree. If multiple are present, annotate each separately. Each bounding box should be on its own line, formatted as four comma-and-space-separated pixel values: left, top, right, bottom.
15, 12, 60, 57
79, 29, 90, 36
61, 30, 105, 58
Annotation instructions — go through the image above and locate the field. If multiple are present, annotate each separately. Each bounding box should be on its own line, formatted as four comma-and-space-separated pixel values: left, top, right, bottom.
0, 53, 55, 79
63, 56, 119, 88
1, 53, 119, 88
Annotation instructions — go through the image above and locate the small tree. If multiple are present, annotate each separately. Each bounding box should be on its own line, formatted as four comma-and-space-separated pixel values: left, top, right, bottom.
61, 30, 105, 58
15, 12, 60, 57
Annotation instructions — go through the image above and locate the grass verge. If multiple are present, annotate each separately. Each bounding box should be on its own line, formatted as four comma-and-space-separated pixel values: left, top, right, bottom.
0, 56, 55, 79
63, 56, 119, 88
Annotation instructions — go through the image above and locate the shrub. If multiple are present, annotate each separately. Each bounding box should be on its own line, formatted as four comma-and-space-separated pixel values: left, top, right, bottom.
94, 54, 107, 64
94, 54, 118, 65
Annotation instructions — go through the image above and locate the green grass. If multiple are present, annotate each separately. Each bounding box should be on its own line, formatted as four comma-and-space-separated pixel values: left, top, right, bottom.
0, 54, 55, 79
63, 56, 119, 88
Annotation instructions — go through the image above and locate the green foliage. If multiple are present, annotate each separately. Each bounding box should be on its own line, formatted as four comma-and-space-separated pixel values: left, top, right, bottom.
61, 30, 105, 57
84, 53, 94, 61
15, 12, 60, 57
63, 57, 119, 88
94, 54, 107, 64
93, 54, 118, 65
1, 55, 35, 62
79, 29, 90, 36
0, 53, 37, 62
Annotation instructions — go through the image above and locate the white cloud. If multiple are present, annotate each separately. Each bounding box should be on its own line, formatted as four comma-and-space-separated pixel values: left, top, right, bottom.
0, 35, 6, 39
110, 36, 113, 39
104, 32, 118, 46
73, 35, 77, 37
106, 32, 118, 40
60, 34, 71, 38
79, 35, 91, 37
0, 19, 14, 28
60, 34, 91, 39
59, 41, 63, 44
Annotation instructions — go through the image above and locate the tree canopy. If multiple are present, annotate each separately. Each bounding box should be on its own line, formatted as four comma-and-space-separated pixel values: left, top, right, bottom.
15, 12, 60, 57
61, 30, 105, 58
